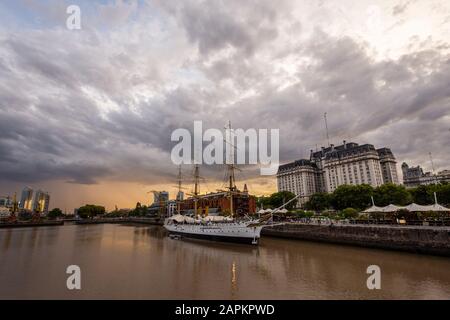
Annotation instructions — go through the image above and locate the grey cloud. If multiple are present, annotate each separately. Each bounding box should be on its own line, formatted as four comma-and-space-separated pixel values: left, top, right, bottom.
392, 1, 413, 16
0, 0, 449, 189
158, 0, 288, 56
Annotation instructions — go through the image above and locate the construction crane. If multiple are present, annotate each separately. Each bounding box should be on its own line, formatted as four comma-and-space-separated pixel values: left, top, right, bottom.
3, 193, 19, 223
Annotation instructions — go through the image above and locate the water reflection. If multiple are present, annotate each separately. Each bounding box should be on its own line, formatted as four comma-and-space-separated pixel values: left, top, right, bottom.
0, 224, 449, 299
231, 261, 237, 298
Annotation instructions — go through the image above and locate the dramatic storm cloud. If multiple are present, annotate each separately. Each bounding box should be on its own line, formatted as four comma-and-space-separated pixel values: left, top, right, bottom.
0, 0, 449, 210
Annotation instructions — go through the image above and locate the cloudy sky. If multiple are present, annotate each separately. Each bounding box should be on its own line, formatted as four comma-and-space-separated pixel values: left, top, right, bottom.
0, 0, 449, 211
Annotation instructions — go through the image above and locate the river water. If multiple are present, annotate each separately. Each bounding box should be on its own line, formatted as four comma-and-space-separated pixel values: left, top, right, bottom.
0, 223, 449, 299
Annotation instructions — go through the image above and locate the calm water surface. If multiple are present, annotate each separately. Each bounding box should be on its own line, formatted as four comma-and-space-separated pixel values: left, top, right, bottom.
0, 223, 449, 299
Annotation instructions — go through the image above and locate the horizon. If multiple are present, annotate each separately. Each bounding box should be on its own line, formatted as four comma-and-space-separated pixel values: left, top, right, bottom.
0, 0, 449, 211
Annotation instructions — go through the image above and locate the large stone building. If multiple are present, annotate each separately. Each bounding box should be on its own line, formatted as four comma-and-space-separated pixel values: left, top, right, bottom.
180, 186, 256, 216
277, 141, 399, 207
401, 162, 450, 188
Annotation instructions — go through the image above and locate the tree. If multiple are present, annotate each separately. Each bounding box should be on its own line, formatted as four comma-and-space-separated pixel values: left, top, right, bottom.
435, 184, 450, 207
257, 196, 271, 209
304, 193, 332, 211
268, 191, 297, 210
410, 185, 433, 205
48, 208, 63, 219
341, 208, 359, 219
331, 184, 374, 210
373, 183, 412, 206
77, 205, 105, 219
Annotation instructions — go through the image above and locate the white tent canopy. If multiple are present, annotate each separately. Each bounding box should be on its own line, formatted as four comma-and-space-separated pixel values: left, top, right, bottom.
362, 205, 384, 213
365, 202, 450, 213
426, 204, 450, 212
382, 204, 405, 213
404, 203, 430, 212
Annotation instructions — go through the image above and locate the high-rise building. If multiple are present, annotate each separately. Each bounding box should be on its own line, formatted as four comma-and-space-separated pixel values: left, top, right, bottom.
153, 191, 169, 205
176, 191, 184, 202
277, 141, 399, 207
19, 187, 33, 210
277, 160, 323, 206
401, 162, 450, 188
32, 190, 50, 214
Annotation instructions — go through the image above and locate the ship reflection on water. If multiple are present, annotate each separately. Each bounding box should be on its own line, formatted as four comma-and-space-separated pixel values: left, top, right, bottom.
0, 223, 449, 299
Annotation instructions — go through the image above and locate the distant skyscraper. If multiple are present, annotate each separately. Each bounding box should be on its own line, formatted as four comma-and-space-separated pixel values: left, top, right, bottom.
176, 191, 184, 201
153, 191, 169, 205
19, 187, 33, 210
32, 190, 50, 214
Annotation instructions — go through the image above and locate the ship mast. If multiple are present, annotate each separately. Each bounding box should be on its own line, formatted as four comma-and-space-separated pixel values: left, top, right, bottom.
176, 165, 182, 214
193, 164, 200, 218
226, 121, 237, 217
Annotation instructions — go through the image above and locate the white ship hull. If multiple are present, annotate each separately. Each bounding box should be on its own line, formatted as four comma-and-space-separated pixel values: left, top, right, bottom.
164, 221, 263, 245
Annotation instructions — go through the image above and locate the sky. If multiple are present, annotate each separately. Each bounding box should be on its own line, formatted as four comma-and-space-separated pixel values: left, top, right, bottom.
0, 0, 449, 212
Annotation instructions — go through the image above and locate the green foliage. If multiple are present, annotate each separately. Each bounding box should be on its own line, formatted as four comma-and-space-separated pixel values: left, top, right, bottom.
77, 204, 105, 219
433, 184, 450, 206
340, 208, 359, 219
409, 183, 449, 206
257, 196, 271, 209
48, 208, 63, 219
373, 183, 412, 206
293, 210, 314, 218
301, 182, 450, 217
130, 202, 148, 217
259, 191, 297, 210
331, 184, 373, 210
304, 193, 332, 211
409, 185, 433, 205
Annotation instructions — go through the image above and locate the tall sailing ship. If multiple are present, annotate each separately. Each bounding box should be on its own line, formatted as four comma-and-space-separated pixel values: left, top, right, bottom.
164, 122, 273, 245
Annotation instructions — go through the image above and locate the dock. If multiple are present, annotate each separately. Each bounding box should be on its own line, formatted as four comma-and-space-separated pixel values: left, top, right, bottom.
262, 222, 450, 257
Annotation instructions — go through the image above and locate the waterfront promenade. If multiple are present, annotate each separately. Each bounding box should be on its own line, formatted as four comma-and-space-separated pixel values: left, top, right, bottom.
262, 222, 450, 256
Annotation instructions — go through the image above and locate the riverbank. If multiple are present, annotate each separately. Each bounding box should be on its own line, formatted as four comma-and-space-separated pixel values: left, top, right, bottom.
262, 223, 450, 257
75, 217, 163, 225
0, 217, 163, 229
0, 220, 64, 229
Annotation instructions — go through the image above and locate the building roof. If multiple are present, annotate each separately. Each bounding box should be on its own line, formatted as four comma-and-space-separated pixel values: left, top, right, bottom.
376, 147, 394, 157
278, 159, 316, 173
310, 142, 359, 159
323, 143, 377, 160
